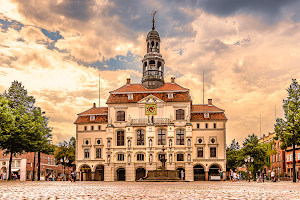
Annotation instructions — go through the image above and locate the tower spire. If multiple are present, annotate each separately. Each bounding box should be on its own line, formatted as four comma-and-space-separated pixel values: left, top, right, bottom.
151, 10, 158, 30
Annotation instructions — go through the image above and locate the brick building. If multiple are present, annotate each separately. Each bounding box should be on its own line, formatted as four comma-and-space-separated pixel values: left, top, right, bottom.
0, 150, 71, 181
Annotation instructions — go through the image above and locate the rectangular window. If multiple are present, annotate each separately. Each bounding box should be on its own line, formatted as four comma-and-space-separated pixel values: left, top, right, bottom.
197, 123, 200, 129
2, 161, 6, 166
290, 154, 293, 161
204, 113, 209, 118
96, 148, 101, 158
17, 161, 21, 167
168, 93, 173, 99
213, 123, 216, 129
91, 126, 94, 131
148, 81, 155, 86
272, 155, 274, 162
117, 154, 124, 161
197, 147, 203, 158
279, 153, 281, 161
90, 116, 95, 121
205, 123, 208, 129
298, 153, 300, 160
84, 126, 87, 131
287, 155, 289, 162
48, 157, 50, 164
11, 161, 15, 167
210, 147, 216, 157
98, 125, 101, 130
128, 94, 133, 100
137, 154, 144, 161
177, 154, 184, 161
51, 158, 53, 165
84, 149, 90, 158
274, 143, 276, 149
276, 154, 278, 162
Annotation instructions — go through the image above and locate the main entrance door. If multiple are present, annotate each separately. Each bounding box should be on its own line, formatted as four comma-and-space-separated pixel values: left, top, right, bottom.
136, 168, 146, 180
117, 168, 125, 181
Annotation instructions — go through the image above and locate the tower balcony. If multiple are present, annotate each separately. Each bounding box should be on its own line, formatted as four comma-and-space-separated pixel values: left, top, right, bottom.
142, 70, 164, 82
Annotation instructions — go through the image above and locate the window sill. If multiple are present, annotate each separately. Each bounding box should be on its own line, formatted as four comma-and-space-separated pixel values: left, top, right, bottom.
83, 158, 91, 160
82, 145, 92, 147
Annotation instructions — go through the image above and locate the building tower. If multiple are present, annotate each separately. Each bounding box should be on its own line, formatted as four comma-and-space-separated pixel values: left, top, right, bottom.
142, 11, 165, 89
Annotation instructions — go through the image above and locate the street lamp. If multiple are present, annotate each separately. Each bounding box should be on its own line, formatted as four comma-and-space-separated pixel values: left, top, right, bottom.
244, 155, 254, 182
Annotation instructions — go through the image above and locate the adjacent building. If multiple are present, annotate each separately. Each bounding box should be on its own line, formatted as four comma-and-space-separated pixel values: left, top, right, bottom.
75, 23, 227, 181
0, 150, 71, 181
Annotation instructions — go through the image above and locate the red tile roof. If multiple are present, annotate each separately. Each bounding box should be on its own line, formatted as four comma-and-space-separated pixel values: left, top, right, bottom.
191, 113, 227, 120
110, 83, 188, 93
107, 92, 191, 104
191, 105, 224, 112
74, 115, 108, 124
78, 107, 108, 116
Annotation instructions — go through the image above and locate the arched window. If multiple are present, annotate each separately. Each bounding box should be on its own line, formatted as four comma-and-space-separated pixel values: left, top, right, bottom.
147, 42, 149, 48
149, 60, 155, 65
117, 111, 125, 121
158, 129, 166, 145
176, 129, 184, 145
137, 130, 144, 145
117, 130, 124, 146
156, 42, 159, 47
151, 41, 154, 47
176, 109, 185, 120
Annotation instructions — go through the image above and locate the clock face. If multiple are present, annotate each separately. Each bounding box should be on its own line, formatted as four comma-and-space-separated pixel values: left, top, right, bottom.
146, 104, 157, 115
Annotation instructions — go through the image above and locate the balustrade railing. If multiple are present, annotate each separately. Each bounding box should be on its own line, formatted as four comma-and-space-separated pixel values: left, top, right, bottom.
131, 118, 169, 125
143, 70, 163, 77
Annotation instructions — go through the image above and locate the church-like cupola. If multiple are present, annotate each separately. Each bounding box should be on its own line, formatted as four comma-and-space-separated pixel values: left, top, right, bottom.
142, 11, 165, 89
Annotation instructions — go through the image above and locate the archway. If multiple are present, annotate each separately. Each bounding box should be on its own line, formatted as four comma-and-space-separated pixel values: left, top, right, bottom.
136, 168, 146, 180
1, 167, 7, 174
194, 165, 205, 181
94, 165, 104, 181
117, 168, 125, 181
177, 167, 185, 180
80, 165, 91, 181
208, 165, 220, 176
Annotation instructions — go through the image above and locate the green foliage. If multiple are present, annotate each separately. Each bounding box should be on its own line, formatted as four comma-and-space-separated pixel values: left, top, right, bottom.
242, 134, 268, 175
274, 79, 300, 182
226, 139, 244, 171
54, 137, 75, 167
0, 81, 53, 179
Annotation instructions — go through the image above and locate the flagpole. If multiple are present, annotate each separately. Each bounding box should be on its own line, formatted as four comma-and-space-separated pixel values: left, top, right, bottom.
99, 74, 100, 107
203, 70, 204, 104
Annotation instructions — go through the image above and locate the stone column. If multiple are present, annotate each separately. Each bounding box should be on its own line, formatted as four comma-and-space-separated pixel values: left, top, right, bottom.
185, 163, 194, 181
104, 164, 114, 181
91, 171, 95, 181
126, 164, 135, 181
205, 171, 209, 181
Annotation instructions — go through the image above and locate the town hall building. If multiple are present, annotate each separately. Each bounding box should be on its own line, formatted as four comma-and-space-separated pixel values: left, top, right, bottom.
75, 19, 227, 181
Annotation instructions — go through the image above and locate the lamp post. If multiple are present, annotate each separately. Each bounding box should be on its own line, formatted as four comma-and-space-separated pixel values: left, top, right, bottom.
244, 155, 254, 182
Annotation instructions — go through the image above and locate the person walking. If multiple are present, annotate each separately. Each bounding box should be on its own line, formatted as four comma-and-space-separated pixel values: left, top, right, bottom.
3, 172, 6, 180
219, 169, 223, 181
257, 169, 261, 183
230, 169, 233, 182
271, 170, 275, 182
180, 170, 185, 180
73, 171, 77, 182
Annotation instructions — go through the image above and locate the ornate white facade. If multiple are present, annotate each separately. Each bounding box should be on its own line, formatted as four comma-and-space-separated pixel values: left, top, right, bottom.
75, 24, 227, 181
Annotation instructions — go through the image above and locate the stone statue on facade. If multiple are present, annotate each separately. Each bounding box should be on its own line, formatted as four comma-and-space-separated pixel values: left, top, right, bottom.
187, 114, 190, 123
169, 114, 173, 123
128, 115, 131, 123
108, 116, 112, 125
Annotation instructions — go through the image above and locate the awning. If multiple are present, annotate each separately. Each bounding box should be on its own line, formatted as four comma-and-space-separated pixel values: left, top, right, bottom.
11, 169, 20, 172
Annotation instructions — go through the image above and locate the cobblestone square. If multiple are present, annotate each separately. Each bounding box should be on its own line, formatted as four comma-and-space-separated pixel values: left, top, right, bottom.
0, 181, 300, 200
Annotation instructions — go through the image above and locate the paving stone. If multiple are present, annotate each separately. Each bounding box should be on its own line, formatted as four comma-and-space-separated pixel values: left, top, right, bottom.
0, 180, 299, 199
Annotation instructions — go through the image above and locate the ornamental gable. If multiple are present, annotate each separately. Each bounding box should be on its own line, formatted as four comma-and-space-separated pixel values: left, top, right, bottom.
138, 94, 164, 103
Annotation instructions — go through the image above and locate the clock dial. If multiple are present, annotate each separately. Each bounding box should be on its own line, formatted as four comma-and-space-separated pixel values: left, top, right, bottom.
146, 104, 157, 115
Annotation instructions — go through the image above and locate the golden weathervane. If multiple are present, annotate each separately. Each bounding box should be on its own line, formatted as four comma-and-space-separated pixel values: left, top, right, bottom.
151, 10, 158, 30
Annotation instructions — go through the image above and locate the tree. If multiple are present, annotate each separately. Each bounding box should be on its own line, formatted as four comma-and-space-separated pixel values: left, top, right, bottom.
274, 79, 300, 182
226, 139, 244, 171
0, 81, 53, 180
55, 137, 75, 179
242, 134, 268, 180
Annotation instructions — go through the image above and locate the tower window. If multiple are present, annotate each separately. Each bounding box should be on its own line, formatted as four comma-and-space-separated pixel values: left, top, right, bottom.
149, 81, 155, 86
156, 42, 158, 47
214, 123, 216, 129
151, 41, 154, 47
197, 123, 200, 129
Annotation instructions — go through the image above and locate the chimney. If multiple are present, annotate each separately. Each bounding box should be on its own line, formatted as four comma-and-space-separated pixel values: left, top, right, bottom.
127, 78, 131, 85
93, 103, 96, 108
208, 99, 212, 106
171, 77, 175, 84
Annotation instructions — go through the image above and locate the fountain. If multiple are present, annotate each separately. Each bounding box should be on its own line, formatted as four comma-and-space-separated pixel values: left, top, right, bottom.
139, 146, 182, 182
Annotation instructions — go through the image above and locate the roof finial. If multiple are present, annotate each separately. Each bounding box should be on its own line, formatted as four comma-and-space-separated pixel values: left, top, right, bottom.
151, 10, 158, 30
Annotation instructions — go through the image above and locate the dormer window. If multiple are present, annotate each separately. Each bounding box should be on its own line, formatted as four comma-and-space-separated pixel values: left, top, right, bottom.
90, 115, 95, 121
128, 94, 133, 100
168, 93, 173, 99
204, 113, 209, 118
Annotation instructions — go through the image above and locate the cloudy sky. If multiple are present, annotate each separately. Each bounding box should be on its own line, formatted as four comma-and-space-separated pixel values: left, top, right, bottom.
1, 0, 300, 145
